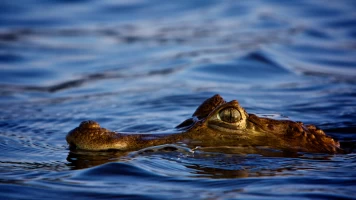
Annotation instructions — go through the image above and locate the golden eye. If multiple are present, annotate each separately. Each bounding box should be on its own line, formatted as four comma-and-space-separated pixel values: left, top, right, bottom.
219, 108, 241, 123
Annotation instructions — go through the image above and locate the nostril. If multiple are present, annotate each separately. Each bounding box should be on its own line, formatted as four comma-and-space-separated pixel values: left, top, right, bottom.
79, 120, 100, 129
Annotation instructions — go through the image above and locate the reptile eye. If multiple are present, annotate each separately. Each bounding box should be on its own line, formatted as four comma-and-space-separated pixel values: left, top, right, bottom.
219, 107, 241, 123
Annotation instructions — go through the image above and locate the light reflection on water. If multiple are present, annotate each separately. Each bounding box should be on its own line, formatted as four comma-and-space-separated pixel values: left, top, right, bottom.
1, 0, 356, 199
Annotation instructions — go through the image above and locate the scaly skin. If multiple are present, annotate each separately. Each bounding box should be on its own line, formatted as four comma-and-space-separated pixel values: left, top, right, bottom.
66, 94, 341, 153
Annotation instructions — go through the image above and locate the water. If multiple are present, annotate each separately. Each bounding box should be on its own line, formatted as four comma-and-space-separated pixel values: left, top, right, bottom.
1, 0, 356, 199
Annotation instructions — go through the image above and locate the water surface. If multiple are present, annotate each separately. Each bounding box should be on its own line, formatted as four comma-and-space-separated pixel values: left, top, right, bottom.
1, 0, 356, 199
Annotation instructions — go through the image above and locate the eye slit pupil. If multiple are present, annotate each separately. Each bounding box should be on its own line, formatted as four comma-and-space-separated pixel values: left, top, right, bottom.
219, 108, 241, 123
230, 108, 235, 122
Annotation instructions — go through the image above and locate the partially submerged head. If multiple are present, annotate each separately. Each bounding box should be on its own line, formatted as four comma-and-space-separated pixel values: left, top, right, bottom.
67, 94, 341, 153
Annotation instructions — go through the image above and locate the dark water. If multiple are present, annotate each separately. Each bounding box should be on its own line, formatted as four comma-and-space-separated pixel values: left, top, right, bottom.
1, 0, 356, 199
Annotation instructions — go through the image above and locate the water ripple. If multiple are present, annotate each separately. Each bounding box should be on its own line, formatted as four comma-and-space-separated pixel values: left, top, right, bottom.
1, 0, 356, 199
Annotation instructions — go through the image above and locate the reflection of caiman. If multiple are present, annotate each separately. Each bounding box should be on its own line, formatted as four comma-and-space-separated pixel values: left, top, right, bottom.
66, 94, 341, 153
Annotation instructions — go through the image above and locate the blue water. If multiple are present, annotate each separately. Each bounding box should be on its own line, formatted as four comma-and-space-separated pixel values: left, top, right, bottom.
1, 0, 356, 199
